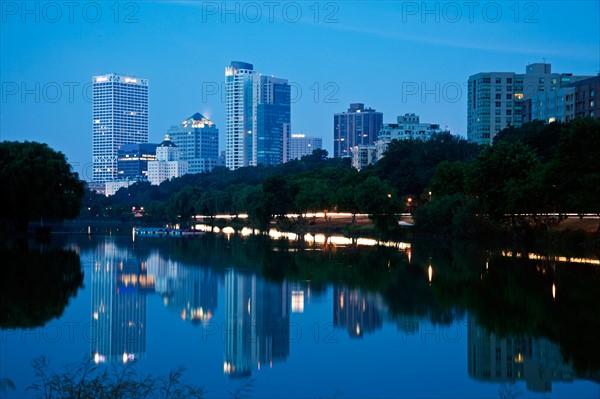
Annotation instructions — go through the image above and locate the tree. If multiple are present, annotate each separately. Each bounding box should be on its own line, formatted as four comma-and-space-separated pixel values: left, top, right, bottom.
0, 141, 84, 234
465, 141, 539, 220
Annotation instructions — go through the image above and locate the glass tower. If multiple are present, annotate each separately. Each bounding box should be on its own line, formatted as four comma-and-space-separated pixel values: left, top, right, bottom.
92, 74, 148, 182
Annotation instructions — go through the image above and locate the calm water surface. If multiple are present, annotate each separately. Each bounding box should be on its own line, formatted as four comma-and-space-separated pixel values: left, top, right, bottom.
1, 229, 599, 398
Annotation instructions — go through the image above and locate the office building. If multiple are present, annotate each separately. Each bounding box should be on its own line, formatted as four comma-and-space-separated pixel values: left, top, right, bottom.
147, 135, 188, 185
117, 143, 158, 179
225, 61, 291, 169
167, 113, 220, 174
333, 103, 383, 158
92, 73, 148, 182
376, 113, 447, 159
283, 128, 323, 162
467, 63, 591, 144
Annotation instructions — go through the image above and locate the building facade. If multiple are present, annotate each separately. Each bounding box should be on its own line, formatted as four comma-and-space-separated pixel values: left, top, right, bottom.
283, 129, 323, 162
350, 145, 378, 171
92, 73, 148, 182
333, 103, 383, 158
225, 61, 291, 169
167, 113, 219, 174
147, 135, 188, 185
467, 63, 591, 145
225, 61, 255, 170
350, 113, 447, 169
252, 75, 291, 166
117, 143, 158, 179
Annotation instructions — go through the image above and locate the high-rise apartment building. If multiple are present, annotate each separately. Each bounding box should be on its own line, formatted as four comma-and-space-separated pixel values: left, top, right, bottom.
225, 61, 291, 170
467, 63, 590, 145
333, 103, 383, 158
225, 62, 256, 170
167, 113, 219, 174
282, 128, 323, 162
92, 73, 148, 182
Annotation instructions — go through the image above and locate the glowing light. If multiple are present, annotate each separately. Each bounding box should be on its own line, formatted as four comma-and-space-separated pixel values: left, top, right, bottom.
428, 265, 433, 283
123, 77, 138, 83
291, 290, 305, 313
355, 324, 361, 335
515, 353, 524, 363
95, 76, 108, 83
123, 352, 128, 364
93, 312, 99, 320
339, 294, 344, 309
552, 283, 556, 300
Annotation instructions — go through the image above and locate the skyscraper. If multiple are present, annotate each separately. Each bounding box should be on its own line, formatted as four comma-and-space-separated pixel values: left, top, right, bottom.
467, 63, 591, 145
167, 113, 219, 174
225, 62, 255, 170
333, 103, 383, 158
92, 74, 148, 182
225, 61, 291, 169
252, 75, 291, 166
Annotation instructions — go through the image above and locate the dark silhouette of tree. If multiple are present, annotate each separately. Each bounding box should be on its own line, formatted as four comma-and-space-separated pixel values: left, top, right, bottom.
0, 141, 84, 234
0, 247, 83, 329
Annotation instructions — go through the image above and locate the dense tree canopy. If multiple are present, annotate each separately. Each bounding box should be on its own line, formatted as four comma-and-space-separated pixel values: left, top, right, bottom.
0, 141, 84, 233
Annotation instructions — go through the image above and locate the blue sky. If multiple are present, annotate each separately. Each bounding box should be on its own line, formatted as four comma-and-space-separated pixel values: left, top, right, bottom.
1, 1, 599, 180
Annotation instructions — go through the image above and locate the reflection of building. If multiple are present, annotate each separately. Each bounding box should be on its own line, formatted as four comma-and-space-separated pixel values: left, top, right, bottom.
90, 240, 154, 364
333, 286, 383, 338
468, 317, 575, 392
151, 256, 218, 324
224, 271, 290, 377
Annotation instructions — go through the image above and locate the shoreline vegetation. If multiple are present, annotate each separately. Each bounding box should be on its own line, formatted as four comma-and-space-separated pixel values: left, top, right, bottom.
2, 119, 599, 247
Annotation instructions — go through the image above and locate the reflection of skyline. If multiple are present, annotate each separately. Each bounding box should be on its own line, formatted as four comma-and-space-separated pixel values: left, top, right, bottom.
333, 286, 384, 338
91, 240, 153, 364
468, 316, 576, 392
147, 252, 218, 324
224, 271, 290, 377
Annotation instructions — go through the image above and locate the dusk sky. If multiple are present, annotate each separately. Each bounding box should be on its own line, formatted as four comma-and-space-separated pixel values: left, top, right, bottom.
1, 1, 599, 180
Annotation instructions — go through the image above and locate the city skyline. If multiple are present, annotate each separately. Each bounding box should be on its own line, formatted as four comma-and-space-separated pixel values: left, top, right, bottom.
1, 1, 599, 179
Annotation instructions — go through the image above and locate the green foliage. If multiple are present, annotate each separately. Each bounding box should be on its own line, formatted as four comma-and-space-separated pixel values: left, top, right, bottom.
375, 133, 480, 197
0, 141, 85, 233
465, 141, 539, 219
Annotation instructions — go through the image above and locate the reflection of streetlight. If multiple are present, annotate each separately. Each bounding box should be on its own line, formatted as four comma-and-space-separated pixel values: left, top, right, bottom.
428, 191, 432, 201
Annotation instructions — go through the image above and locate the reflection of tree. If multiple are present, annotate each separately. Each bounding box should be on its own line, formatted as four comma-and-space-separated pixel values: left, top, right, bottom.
0, 247, 83, 329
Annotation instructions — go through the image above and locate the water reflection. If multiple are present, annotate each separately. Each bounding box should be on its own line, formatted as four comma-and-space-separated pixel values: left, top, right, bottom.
90, 240, 151, 364
6, 231, 597, 396
334, 287, 384, 338
223, 271, 290, 377
468, 316, 576, 392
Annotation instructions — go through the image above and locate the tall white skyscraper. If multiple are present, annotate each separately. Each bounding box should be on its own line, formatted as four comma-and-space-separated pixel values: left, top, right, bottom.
92, 73, 148, 182
225, 62, 255, 170
225, 61, 291, 170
